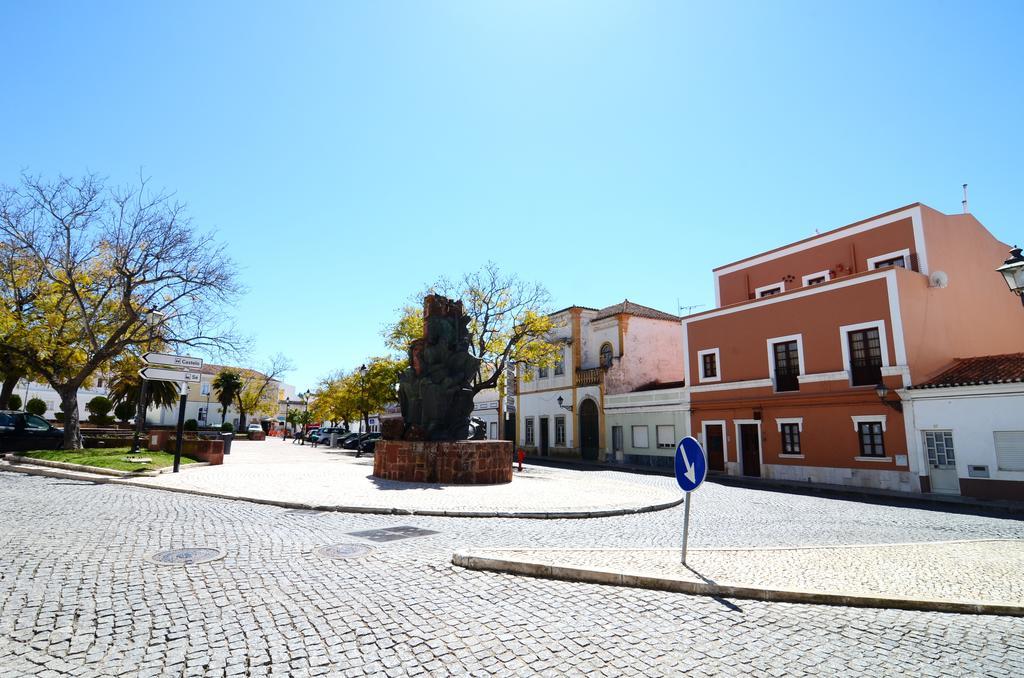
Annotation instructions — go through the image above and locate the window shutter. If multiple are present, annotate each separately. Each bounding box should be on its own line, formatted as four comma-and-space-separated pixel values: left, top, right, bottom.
994, 431, 1024, 471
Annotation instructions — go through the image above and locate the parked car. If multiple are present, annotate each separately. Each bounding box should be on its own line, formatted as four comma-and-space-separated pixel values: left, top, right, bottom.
0, 411, 63, 453
315, 427, 345, 446
356, 433, 381, 457
305, 428, 321, 443
247, 423, 263, 434
336, 432, 361, 448
342, 433, 369, 450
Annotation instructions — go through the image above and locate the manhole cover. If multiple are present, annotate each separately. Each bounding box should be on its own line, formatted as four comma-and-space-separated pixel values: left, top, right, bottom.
314, 543, 374, 560
146, 548, 225, 566
347, 526, 439, 542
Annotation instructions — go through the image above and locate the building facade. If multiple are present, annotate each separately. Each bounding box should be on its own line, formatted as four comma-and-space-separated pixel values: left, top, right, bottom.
901, 353, 1024, 500
517, 300, 684, 461
147, 364, 293, 430
683, 203, 1024, 493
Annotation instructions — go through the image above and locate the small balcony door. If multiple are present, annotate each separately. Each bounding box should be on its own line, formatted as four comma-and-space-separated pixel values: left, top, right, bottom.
772, 341, 800, 392
848, 328, 883, 386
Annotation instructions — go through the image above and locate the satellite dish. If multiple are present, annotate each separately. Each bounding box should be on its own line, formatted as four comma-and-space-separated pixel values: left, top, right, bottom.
929, 271, 949, 288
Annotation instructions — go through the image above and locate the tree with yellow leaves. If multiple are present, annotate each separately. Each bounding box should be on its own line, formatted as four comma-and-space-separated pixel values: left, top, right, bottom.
383, 261, 562, 399
0, 173, 243, 448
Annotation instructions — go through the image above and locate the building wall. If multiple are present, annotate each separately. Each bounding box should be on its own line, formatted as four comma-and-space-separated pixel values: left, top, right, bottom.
604, 388, 689, 468
898, 209, 1024, 383
17, 380, 111, 420
904, 385, 1024, 500
606, 317, 684, 395
714, 207, 922, 306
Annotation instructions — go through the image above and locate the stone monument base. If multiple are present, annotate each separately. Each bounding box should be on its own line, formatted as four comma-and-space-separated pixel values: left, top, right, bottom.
373, 439, 513, 484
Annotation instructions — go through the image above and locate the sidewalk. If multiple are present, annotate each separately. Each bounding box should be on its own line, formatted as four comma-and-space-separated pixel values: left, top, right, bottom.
454, 539, 1024, 616
2, 438, 683, 519
524, 455, 1024, 515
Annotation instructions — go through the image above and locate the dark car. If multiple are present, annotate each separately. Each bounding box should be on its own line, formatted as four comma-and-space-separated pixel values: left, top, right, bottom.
342, 433, 369, 450
336, 432, 361, 448
0, 411, 63, 454
356, 433, 381, 457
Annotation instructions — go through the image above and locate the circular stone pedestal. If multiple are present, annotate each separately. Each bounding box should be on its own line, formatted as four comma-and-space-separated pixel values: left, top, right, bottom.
373, 439, 513, 484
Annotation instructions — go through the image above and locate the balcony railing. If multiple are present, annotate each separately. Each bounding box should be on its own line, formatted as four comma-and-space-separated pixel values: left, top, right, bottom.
850, 361, 882, 387
774, 370, 800, 392
575, 367, 604, 387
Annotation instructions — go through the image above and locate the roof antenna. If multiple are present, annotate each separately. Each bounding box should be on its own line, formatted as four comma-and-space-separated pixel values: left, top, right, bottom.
962, 183, 969, 214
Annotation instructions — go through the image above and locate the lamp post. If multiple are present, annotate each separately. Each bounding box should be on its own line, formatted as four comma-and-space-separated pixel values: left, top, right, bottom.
997, 247, 1024, 307
300, 389, 311, 444
556, 395, 573, 412
874, 382, 903, 412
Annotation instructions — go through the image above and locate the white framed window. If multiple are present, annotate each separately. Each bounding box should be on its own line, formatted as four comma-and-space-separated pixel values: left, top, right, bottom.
524, 417, 535, 445
755, 281, 785, 298
839, 321, 890, 387
554, 349, 565, 376
538, 365, 548, 378
802, 270, 832, 286
631, 425, 649, 449
766, 334, 805, 393
867, 248, 911, 271
554, 416, 566, 446
851, 415, 887, 432
994, 431, 1024, 472
655, 425, 675, 449
775, 417, 804, 432
697, 348, 721, 383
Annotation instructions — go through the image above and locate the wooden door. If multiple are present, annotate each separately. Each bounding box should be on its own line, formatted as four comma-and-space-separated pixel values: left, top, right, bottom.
579, 399, 599, 460
705, 424, 725, 472
739, 424, 761, 477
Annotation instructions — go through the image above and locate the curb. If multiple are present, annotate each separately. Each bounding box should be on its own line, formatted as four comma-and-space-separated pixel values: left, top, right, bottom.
0, 465, 684, 519
451, 551, 1024, 617
524, 456, 1024, 515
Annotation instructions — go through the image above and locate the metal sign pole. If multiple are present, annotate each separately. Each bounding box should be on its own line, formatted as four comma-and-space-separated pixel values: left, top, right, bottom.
130, 378, 149, 455
173, 385, 187, 473
681, 491, 692, 565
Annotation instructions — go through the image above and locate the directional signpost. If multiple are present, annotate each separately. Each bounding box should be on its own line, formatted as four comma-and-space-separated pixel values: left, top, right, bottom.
134, 353, 204, 473
674, 436, 708, 565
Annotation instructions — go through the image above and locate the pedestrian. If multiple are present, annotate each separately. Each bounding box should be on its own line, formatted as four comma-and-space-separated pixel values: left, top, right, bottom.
516, 448, 525, 472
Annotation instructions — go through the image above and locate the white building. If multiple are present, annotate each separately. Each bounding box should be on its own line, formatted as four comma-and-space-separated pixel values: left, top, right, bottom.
901, 353, 1024, 500
13, 379, 112, 421
472, 388, 503, 440
516, 300, 684, 463
147, 363, 294, 431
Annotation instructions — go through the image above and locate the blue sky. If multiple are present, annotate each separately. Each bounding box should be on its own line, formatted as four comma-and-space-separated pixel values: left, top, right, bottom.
2, 1, 1022, 391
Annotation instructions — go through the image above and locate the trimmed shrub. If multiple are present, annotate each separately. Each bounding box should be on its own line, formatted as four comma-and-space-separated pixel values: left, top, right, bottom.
25, 398, 47, 417
8, 394, 21, 410
184, 419, 198, 431
220, 422, 234, 432
54, 412, 65, 422
114, 401, 135, 423
86, 396, 115, 425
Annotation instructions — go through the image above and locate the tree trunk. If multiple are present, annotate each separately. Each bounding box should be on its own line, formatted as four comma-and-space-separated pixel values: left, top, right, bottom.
239, 412, 247, 430
363, 413, 370, 434
59, 387, 83, 449
0, 375, 19, 409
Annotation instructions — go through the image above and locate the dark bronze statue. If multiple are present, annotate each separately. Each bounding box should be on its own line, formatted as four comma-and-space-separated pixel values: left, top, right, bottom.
393, 295, 485, 441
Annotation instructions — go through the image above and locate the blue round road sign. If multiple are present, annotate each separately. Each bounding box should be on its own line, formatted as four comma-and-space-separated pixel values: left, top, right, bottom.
674, 436, 708, 493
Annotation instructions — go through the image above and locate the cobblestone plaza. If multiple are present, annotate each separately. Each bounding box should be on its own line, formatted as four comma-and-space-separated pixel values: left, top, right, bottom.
2, 463, 1023, 676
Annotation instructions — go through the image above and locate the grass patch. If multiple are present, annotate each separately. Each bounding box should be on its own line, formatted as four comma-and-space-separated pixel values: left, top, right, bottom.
21, 447, 198, 472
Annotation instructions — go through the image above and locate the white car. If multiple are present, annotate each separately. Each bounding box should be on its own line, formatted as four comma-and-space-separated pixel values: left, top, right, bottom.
246, 423, 263, 434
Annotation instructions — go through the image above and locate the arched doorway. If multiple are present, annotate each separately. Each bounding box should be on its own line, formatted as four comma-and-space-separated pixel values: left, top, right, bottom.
579, 399, 599, 461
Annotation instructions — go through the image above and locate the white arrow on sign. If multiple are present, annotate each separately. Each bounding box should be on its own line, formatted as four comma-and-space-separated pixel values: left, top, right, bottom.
139, 367, 202, 383
142, 352, 204, 369
681, 451, 697, 484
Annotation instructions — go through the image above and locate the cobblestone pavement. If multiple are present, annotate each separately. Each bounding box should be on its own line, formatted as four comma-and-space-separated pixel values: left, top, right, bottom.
119, 439, 680, 515
2, 469, 1024, 676
457, 540, 1024, 606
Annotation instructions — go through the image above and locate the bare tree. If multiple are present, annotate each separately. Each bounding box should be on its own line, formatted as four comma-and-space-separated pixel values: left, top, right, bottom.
0, 173, 244, 448
235, 353, 293, 430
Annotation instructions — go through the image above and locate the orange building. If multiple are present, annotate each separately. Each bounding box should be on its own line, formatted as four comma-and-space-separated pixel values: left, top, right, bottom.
684, 203, 1024, 493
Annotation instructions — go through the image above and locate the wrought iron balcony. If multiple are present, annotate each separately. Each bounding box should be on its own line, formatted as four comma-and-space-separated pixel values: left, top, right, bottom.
575, 367, 604, 387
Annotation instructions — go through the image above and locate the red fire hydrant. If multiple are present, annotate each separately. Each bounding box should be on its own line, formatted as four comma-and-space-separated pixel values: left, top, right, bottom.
516, 448, 526, 472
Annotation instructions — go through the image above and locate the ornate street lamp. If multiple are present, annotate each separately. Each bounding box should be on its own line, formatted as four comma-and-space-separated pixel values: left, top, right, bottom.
556, 395, 573, 412
996, 247, 1024, 307
874, 382, 903, 412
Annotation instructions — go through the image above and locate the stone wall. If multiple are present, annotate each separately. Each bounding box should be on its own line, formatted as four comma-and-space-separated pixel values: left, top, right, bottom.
374, 439, 513, 484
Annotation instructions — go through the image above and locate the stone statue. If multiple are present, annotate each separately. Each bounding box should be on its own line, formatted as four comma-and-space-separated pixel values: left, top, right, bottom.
393, 295, 485, 441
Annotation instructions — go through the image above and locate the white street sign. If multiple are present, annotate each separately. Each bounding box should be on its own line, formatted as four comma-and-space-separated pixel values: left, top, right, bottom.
142, 352, 204, 370
139, 367, 202, 383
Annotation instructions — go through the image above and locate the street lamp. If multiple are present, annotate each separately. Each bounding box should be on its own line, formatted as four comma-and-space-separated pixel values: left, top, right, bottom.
874, 382, 903, 412
997, 247, 1024, 307
300, 389, 311, 445
556, 396, 573, 412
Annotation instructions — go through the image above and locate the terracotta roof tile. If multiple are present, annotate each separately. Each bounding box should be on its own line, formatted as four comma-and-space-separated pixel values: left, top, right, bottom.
910, 353, 1024, 389
593, 299, 680, 322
